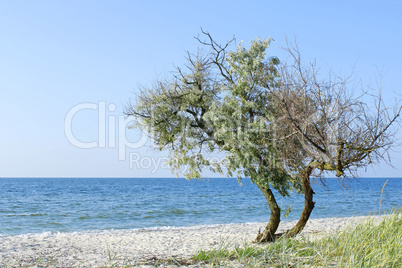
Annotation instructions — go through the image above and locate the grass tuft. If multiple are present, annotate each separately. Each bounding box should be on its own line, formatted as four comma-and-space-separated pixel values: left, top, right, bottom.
192, 210, 402, 267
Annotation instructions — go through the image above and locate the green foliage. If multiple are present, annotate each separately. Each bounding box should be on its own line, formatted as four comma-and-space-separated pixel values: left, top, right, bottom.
126, 35, 303, 196
283, 204, 293, 218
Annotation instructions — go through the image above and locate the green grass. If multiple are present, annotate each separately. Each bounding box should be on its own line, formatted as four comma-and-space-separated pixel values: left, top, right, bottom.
193, 210, 402, 267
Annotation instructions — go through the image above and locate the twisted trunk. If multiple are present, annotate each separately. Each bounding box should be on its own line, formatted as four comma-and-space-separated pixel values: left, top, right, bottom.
285, 166, 315, 237
254, 184, 281, 243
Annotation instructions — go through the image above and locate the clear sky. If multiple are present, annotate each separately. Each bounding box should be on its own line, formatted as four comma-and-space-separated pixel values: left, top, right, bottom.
1, 0, 401, 178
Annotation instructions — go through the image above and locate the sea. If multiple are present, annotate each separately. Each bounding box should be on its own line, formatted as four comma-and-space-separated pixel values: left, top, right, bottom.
0, 177, 401, 236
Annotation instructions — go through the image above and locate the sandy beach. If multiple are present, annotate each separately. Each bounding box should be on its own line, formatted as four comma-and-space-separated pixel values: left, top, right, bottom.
0, 215, 385, 267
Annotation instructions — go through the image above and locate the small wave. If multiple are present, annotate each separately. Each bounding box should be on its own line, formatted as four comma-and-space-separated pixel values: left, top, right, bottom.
0, 221, 265, 238
5, 213, 48, 217
30, 213, 48, 216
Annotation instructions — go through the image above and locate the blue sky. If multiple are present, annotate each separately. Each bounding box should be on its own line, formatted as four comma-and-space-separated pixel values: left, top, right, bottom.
1, 0, 401, 178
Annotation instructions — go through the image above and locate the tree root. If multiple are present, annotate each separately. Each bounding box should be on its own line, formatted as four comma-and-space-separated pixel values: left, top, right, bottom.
253, 228, 285, 243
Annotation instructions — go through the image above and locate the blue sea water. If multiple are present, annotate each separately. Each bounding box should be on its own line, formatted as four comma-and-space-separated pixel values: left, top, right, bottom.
0, 177, 400, 236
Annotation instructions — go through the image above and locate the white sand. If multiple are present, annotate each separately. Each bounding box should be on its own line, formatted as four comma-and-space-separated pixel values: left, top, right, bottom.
0, 215, 385, 267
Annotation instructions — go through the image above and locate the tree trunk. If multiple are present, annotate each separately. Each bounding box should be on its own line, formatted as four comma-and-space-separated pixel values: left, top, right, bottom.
285, 166, 315, 237
254, 184, 281, 243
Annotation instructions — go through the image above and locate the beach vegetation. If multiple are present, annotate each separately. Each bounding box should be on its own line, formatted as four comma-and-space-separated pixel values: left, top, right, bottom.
125, 30, 401, 243
125, 30, 304, 242
192, 211, 402, 267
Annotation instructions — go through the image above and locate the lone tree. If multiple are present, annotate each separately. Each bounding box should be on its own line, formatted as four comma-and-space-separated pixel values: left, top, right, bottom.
125, 33, 304, 242
125, 31, 401, 242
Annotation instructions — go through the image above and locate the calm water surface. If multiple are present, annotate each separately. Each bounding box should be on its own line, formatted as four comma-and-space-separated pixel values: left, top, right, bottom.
0, 177, 400, 236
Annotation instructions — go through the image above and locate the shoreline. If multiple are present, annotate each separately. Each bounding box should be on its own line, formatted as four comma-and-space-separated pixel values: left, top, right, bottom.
0, 212, 386, 238
0, 215, 388, 267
